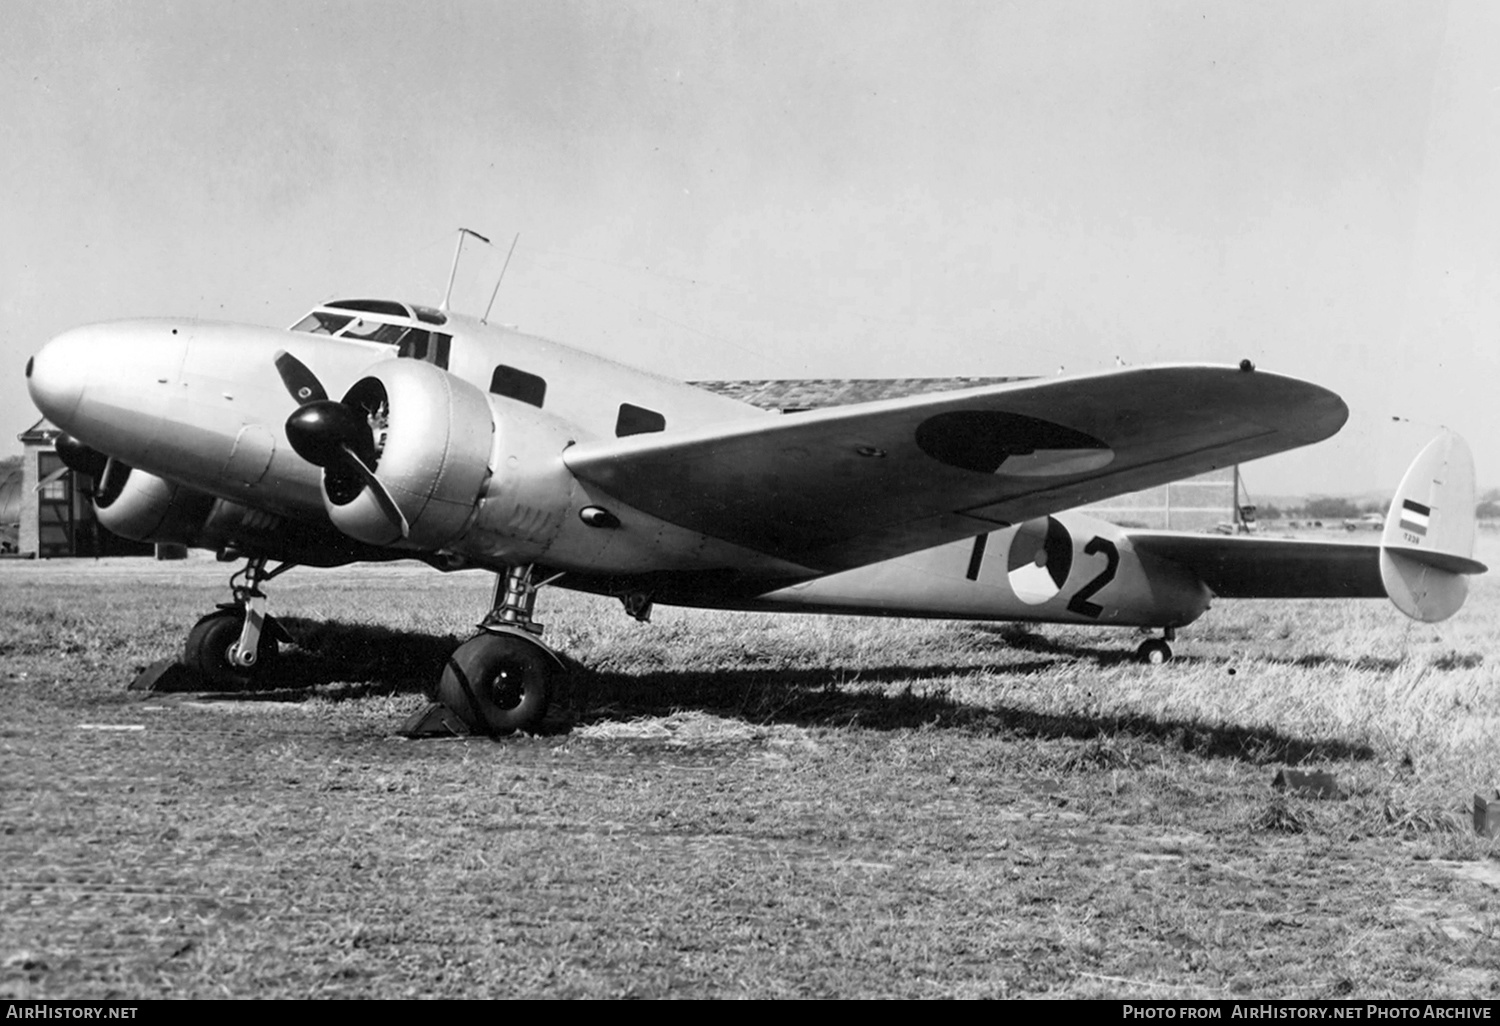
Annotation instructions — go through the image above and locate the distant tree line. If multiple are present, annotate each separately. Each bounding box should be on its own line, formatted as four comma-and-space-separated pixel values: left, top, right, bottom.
1259, 487, 1500, 521
1479, 487, 1500, 520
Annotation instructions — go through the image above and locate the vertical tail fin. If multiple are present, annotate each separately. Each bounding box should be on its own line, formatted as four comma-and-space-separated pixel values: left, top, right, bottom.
1379, 432, 1487, 621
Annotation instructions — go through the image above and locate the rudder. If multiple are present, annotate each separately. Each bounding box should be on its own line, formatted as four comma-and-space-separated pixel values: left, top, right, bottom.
1379, 432, 1487, 622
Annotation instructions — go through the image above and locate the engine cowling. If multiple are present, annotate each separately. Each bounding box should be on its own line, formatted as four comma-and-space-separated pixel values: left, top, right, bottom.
93, 460, 217, 543
92, 461, 300, 555
320, 360, 497, 549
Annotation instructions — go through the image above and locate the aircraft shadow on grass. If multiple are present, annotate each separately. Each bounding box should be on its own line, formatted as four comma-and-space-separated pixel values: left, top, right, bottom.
185, 617, 1374, 766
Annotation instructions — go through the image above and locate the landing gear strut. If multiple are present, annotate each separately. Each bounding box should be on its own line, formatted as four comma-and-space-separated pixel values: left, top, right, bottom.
179, 557, 294, 689
1136, 627, 1175, 666
407, 564, 567, 737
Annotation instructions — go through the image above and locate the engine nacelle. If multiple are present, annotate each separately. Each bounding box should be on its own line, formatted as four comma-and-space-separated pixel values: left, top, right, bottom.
94, 460, 217, 543
460, 396, 584, 564
93, 461, 303, 556
323, 360, 497, 549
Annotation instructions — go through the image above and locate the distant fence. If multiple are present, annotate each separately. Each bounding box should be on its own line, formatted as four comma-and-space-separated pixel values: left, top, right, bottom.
1079, 467, 1238, 532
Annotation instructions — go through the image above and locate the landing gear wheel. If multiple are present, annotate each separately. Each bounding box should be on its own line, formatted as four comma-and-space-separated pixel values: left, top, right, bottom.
1137, 638, 1172, 666
438, 632, 555, 736
183, 610, 279, 690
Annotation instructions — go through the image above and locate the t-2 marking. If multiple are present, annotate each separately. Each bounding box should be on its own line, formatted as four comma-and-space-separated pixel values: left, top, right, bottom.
966, 533, 989, 581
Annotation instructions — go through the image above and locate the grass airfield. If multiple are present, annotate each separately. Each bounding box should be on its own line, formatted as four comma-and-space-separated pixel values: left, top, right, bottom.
2, 532, 1498, 999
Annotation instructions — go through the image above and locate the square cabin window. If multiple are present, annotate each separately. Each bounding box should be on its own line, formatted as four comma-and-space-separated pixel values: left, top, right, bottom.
489, 365, 547, 408
616, 403, 666, 437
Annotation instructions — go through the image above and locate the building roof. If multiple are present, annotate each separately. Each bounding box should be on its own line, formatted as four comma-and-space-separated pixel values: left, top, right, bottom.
18, 416, 59, 446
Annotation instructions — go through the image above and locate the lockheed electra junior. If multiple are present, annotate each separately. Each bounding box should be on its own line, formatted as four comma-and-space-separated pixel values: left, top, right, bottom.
24, 291, 1486, 735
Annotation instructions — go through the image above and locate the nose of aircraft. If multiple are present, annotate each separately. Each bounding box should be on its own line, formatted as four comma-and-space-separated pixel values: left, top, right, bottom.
26, 321, 191, 454
26, 324, 95, 426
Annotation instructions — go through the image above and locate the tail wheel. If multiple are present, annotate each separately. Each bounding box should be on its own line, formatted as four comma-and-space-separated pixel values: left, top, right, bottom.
1136, 638, 1172, 666
183, 610, 279, 690
438, 632, 555, 736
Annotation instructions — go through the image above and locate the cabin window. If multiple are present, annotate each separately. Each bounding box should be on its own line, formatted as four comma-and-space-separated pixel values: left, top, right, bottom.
490, 365, 547, 408
615, 403, 666, 437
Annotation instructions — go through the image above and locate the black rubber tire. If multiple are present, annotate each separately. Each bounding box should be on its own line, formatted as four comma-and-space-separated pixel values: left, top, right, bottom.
438, 632, 554, 736
182, 611, 278, 690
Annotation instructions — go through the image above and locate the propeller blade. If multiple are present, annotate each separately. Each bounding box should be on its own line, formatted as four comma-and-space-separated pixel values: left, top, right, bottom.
338, 443, 410, 540
273, 349, 328, 404
33, 466, 69, 492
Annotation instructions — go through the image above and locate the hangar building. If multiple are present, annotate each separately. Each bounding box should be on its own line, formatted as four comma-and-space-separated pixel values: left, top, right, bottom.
10, 418, 154, 559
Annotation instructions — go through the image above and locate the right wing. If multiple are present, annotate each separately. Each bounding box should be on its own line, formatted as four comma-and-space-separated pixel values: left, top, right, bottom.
566, 363, 1347, 572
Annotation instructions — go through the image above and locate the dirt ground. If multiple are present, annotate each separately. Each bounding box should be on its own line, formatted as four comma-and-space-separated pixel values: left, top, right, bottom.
2, 549, 1497, 998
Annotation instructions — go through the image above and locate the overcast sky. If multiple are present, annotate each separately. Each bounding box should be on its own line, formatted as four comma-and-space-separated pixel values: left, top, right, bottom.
4, 0, 1497, 497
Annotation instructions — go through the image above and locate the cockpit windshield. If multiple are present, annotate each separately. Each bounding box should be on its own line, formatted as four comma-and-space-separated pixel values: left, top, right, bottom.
289, 299, 452, 368
290, 311, 354, 335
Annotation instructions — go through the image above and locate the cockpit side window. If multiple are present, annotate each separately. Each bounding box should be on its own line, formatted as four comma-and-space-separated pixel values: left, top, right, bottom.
396, 331, 451, 369
399, 331, 430, 360
341, 319, 411, 345
290, 312, 354, 335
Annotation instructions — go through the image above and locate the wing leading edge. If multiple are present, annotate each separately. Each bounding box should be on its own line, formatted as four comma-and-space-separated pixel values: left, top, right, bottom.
565, 363, 1348, 572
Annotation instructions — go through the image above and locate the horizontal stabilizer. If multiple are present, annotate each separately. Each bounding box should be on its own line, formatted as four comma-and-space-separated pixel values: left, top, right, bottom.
1124, 533, 1386, 599
1379, 432, 1485, 622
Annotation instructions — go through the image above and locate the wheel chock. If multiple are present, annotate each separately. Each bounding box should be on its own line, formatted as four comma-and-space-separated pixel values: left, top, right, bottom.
1272, 768, 1340, 798
127, 658, 202, 693
399, 702, 472, 738
1474, 795, 1500, 838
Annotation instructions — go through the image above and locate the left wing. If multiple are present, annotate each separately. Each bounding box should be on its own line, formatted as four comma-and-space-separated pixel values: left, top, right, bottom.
1126, 433, 1486, 622
566, 363, 1346, 572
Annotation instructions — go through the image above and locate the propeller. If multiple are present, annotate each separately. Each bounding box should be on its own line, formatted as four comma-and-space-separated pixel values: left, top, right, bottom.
274, 350, 409, 540
54, 434, 109, 479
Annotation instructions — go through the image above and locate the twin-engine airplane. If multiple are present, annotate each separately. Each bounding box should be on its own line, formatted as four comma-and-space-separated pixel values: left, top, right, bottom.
24, 291, 1486, 735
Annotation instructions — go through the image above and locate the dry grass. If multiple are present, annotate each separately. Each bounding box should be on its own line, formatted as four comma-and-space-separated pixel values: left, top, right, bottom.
1, 532, 1498, 998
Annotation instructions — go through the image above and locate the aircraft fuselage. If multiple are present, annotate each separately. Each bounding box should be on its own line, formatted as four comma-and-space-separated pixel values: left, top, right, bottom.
26, 300, 1211, 629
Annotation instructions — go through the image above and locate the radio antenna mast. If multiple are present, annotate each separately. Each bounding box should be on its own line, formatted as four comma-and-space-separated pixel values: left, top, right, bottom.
482, 233, 521, 325
440, 227, 491, 313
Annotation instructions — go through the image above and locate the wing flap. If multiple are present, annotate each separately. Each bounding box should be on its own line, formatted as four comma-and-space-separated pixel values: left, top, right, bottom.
567, 364, 1346, 571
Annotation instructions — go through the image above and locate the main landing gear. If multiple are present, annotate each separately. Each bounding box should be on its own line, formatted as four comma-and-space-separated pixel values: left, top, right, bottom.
403, 564, 567, 738
135, 556, 564, 736
180, 557, 295, 689
1135, 627, 1175, 666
